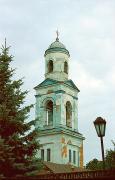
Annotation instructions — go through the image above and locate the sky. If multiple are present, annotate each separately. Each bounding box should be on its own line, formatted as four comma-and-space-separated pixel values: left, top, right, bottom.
0, 0, 115, 165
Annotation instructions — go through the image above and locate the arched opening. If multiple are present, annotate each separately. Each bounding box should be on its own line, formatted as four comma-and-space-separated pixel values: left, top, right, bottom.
66, 101, 72, 127
46, 100, 53, 126
48, 60, 53, 73
64, 61, 68, 74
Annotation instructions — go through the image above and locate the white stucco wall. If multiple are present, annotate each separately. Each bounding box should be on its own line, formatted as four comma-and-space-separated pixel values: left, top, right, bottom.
45, 52, 69, 81
37, 133, 83, 166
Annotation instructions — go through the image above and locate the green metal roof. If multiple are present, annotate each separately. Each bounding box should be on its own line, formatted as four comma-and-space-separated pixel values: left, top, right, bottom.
36, 127, 84, 140
44, 39, 70, 57
49, 40, 66, 49
34, 79, 58, 89
34, 78, 80, 92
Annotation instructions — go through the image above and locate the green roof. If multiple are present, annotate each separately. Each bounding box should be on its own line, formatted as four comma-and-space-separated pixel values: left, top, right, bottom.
49, 40, 66, 49
34, 78, 80, 92
44, 39, 70, 57
37, 127, 84, 139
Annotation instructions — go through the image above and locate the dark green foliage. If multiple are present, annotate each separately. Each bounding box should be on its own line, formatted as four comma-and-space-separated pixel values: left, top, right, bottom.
86, 149, 115, 170
105, 149, 115, 169
86, 158, 103, 170
0, 43, 41, 177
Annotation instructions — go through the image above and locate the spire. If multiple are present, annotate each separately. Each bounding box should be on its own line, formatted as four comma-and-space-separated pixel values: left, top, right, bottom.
56, 29, 59, 41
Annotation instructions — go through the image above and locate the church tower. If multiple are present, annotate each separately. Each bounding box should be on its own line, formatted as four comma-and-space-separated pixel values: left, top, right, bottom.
35, 33, 85, 167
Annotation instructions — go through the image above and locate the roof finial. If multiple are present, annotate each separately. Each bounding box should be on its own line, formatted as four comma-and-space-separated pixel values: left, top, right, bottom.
56, 29, 59, 41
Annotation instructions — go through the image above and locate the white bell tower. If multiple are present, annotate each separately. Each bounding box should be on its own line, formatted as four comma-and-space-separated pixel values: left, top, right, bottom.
35, 33, 85, 167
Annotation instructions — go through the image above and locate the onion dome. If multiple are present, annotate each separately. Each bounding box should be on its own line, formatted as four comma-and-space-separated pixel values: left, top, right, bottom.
44, 35, 70, 57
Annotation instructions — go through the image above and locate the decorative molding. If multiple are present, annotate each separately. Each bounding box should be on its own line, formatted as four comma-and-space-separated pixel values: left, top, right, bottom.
40, 142, 54, 146
55, 90, 65, 94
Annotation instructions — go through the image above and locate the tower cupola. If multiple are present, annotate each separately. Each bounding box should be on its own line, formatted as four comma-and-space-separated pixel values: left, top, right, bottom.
44, 33, 70, 81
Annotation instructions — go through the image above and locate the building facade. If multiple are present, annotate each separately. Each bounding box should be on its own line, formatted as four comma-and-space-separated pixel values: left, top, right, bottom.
35, 35, 85, 167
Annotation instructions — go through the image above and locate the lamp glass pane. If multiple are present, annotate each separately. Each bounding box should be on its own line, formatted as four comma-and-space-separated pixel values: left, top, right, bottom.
100, 124, 104, 136
95, 124, 101, 137
95, 123, 106, 137
100, 123, 106, 136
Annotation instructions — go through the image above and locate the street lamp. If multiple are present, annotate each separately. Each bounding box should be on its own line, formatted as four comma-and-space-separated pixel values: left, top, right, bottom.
93, 117, 106, 170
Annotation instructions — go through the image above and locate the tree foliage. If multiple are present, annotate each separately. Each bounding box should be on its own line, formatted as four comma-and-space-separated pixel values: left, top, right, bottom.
86, 158, 103, 170
105, 149, 115, 169
0, 43, 41, 177
86, 148, 115, 170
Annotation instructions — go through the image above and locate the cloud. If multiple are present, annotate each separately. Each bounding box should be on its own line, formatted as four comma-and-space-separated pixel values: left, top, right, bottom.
70, 61, 105, 91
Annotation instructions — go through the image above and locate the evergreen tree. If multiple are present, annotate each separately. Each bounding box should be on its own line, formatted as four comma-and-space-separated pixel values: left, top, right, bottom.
0, 41, 41, 177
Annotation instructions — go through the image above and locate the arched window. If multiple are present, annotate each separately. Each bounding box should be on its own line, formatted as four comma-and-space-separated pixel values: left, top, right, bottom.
66, 101, 72, 127
64, 61, 68, 74
48, 60, 53, 73
46, 100, 53, 126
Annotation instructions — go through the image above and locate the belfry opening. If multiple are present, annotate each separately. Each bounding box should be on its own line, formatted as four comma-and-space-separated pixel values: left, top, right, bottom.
46, 100, 53, 126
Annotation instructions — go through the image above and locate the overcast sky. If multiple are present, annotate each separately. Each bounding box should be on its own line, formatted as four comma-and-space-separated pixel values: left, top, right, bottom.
0, 0, 115, 165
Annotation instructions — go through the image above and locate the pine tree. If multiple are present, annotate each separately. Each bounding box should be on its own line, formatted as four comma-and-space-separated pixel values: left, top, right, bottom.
0, 41, 41, 177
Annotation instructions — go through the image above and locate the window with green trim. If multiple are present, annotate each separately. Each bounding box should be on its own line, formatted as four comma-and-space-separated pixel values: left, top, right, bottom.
69, 149, 71, 162
73, 150, 76, 164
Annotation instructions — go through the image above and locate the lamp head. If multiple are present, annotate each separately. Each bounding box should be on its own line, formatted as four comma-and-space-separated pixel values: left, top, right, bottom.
94, 117, 106, 137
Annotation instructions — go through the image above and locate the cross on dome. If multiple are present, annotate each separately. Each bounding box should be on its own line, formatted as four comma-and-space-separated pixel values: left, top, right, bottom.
56, 29, 59, 41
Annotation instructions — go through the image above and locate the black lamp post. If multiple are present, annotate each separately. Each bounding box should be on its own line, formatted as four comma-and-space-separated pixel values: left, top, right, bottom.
93, 117, 106, 170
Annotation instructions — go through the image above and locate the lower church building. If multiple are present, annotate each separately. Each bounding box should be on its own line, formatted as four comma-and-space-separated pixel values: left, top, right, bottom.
34, 34, 85, 168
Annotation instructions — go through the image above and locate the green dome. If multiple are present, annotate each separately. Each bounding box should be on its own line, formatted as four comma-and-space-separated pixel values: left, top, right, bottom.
44, 39, 70, 57
49, 40, 66, 49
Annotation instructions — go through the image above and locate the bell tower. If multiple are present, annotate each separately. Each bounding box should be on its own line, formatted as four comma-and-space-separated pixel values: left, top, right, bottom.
44, 32, 70, 81
35, 33, 85, 167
